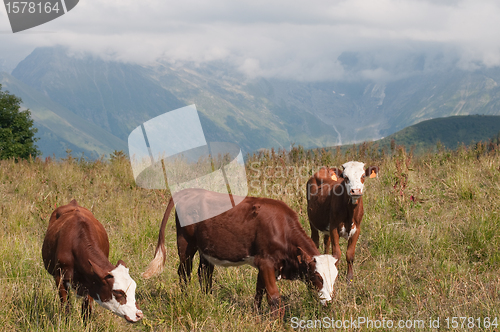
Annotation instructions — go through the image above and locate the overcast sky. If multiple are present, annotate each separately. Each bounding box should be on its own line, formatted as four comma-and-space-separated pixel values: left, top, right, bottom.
1, 0, 500, 81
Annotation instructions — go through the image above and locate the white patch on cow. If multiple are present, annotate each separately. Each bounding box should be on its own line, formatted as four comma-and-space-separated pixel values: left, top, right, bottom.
339, 226, 348, 239
95, 264, 143, 322
349, 226, 357, 238
342, 161, 366, 201
201, 253, 256, 268
313, 255, 338, 305
339, 225, 357, 240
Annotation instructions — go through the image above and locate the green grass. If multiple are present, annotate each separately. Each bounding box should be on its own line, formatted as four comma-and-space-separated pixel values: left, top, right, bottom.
1, 145, 499, 331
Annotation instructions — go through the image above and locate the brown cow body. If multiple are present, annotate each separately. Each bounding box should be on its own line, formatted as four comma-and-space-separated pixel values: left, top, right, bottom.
143, 189, 338, 313
307, 162, 378, 283
42, 199, 143, 322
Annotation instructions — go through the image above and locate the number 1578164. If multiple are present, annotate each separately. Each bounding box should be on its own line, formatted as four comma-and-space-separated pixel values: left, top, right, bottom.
444, 317, 498, 329
5, 2, 60, 14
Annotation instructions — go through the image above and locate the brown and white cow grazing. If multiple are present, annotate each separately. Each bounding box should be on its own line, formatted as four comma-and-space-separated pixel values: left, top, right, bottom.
143, 188, 338, 313
307, 161, 378, 283
42, 199, 143, 322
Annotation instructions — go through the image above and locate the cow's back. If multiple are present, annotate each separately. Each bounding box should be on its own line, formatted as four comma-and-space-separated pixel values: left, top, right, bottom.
180, 195, 300, 262
42, 200, 109, 275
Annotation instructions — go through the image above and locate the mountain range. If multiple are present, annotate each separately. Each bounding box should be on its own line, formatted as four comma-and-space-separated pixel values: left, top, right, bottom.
2, 46, 500, 158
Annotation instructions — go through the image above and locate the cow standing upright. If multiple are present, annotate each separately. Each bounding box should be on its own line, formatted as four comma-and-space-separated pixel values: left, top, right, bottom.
306, 161, 378, 283
143, 188, 338, 314
42, 199, 143, 322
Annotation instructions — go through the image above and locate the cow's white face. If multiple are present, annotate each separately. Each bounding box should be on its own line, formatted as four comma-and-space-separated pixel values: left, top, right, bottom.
96, 264, 143, 323
342, 161, 366, 203
313, 255, 338, 305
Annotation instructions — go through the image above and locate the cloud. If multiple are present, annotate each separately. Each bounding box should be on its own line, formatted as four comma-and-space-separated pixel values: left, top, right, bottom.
1, 0, 500, 81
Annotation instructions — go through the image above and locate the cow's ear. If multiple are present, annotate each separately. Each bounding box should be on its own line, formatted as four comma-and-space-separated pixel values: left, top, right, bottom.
329, 168, 343, 180
365, 166, 379, 179
297, 247, 313, 264
89, 259, 110, 280
116, 259, 127, 268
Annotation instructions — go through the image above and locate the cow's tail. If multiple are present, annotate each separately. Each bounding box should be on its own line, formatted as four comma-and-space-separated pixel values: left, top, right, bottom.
142, 197, 175, 279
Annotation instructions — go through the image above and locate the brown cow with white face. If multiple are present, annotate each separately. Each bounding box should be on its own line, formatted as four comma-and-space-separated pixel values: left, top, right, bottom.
42, 199, 143, 322
143, 189, 338, 313
307, 161, 379, 283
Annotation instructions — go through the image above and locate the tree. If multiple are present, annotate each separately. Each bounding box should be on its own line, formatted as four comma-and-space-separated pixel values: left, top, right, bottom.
0, 84, 40, 159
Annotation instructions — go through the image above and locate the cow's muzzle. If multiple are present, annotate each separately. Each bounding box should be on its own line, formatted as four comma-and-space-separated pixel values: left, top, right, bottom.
320, 299, 331, 306
124, 310, 144, 323
349, 189, 362, 196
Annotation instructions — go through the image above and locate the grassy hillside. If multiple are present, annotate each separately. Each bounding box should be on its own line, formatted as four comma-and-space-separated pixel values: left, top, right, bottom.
376, 115, 500, 153
0, 144, 499, 331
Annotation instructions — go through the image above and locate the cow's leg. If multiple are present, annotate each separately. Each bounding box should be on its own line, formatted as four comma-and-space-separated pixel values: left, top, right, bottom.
323, 234, 331, 254
257, 260, 283, 318
310, 224, 320, 249
74, 284, 93, 322
81, 295, 93, 323
177, 236, 197, 287
198, 255, 215, 294
346, 228, 361, 284
55, 272, 70, 314
330, 228, 341, 268
254, 270, 266, 312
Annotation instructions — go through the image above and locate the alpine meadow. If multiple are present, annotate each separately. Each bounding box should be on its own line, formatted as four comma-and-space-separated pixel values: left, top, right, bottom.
0, 142, 499, 332
4, 0, 500, 331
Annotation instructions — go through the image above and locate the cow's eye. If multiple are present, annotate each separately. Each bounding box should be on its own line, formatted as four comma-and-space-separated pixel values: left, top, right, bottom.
112, 290, 127, 305
312, 273, 324, 288
344, 177, 349, 183
113, 290, 126, 299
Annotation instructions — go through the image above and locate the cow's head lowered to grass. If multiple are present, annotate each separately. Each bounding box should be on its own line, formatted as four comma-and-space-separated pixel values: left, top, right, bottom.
89, 260, 143, 323
308, 254, 339, 305
338, 161, 379, 203
285, 247, 338, 306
